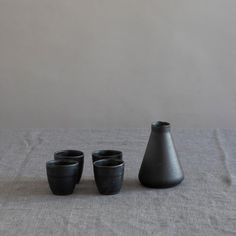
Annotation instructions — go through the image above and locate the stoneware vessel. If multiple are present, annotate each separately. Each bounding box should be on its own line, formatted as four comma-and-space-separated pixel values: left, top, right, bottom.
139, 121, 184, 188
46, 160, 78, 195
92, 150, 122, 163
93, 159, 124, 195
54, 150, 84, 184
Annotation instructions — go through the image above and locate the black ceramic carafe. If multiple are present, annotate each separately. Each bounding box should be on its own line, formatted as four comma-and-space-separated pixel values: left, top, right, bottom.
138, 121, 184, 188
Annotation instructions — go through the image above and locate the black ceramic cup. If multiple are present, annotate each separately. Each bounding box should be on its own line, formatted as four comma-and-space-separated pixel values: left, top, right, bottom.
46, 160, 78, 195
93, 159, 124, 195
92, 150, 122, 163
54, 150, 84, 184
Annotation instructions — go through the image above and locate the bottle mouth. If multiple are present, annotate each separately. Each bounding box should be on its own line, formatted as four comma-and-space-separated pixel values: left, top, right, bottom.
151, 121, 170, 132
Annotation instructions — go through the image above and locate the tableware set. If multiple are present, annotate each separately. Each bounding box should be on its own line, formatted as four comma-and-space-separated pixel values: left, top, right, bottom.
46, 149, 124, 195
46, 121, 184, 196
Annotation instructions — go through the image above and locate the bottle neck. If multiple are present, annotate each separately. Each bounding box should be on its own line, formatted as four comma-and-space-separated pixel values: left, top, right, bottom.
151, 121, 171, 133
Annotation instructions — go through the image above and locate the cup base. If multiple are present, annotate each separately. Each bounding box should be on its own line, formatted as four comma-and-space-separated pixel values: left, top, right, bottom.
95, 175, 123, 195
47, 176, 77, 195
51, 189, 74, 195
97, 189, 121, 195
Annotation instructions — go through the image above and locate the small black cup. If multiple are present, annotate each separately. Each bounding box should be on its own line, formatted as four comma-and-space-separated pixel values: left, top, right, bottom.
92, 150, 122, 163
46, 160, 78, 195
93, 159, 124, 195
54, 150, 84, 184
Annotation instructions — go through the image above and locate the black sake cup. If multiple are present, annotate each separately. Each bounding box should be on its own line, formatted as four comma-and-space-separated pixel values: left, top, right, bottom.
54, 150, 84, 184
92, 150, 122, 163
93, 159, 124, 195
46, 160, 78, 195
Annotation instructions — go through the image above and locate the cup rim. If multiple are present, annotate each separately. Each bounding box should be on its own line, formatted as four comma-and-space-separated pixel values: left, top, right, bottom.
93, 159, 124, 168
54, 150, 84, 158
46, 159, 79, 168
92, 150, 122, 157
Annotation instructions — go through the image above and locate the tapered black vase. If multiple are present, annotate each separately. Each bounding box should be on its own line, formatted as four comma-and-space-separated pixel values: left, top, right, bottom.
139, 121, 184, 188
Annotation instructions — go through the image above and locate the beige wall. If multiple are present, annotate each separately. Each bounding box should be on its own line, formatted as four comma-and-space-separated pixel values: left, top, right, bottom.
0, 0, 236, 128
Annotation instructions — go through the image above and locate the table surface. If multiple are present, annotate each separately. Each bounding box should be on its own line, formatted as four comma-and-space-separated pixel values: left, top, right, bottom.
0, 128, 235, 236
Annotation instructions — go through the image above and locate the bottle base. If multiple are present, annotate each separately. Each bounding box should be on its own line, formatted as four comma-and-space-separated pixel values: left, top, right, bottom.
139, 177, 184, 189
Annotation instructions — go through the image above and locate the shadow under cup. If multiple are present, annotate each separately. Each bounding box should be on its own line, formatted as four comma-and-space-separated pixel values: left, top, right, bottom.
54, 150, 84, 184
93, 159, 124, 195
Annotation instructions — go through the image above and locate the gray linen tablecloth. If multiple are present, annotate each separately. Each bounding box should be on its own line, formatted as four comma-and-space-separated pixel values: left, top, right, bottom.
0, 129, 235, 236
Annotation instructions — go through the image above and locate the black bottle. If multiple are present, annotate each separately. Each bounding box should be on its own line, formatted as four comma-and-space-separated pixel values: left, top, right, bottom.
139, 121, 184, 188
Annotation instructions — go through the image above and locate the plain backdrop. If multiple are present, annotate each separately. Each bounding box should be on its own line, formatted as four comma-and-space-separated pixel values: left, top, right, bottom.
0, 0, 236, 128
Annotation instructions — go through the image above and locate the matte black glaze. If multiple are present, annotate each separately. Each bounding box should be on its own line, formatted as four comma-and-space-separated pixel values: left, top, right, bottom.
93, 159, 124, 195
54, 150, 84, 184
92, 150, 122, 162
46, 160, 78, 195
139, 121, 184, 188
